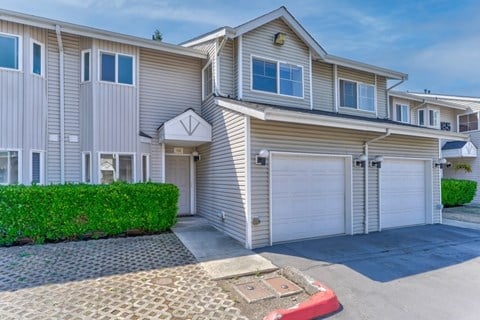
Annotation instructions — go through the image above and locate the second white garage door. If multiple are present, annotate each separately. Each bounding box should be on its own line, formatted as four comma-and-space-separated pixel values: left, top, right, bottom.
271, 153, 351, 244
380, 158, 430, 229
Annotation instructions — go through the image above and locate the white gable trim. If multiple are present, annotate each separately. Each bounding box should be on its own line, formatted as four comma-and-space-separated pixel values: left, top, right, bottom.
158, 109, 212, 147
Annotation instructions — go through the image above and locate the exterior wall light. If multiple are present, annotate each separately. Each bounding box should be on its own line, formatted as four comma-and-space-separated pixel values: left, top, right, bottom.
255, 149, 269, 166
274, 32, 286, 45
354, 154, 368, 168
192, 151, 200, 162
434, 158, 451, 169
370, 155, 384, 169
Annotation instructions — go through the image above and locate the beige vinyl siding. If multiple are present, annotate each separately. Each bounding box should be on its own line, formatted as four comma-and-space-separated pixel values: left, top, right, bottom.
94, 40, 137, 152
63, 33, 81, 182
250, 120, 369, 248
368, 135, 441, 224
312, 60, 334, 112
443, 131, 480, 204
196, 97, 247, 244
337, 66, 378, 118
250, 119, 441, 247
233, 38, 238, 98
0, 21, 24, 150
150, 141, 163, 182
192, 40, 216, 99
47, 30, 61, 183
219, 39, 234, 97
242, 19, 311, 109
139, 48, 202, 137
376, 76, 387, 119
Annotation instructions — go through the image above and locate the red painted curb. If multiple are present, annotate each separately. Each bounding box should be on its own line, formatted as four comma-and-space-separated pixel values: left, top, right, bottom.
263, 281, 340, 320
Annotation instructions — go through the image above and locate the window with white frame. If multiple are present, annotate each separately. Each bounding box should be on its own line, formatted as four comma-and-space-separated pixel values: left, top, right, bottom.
31, 40, 44, 76
202, 62, 213, 100
339, 79, 375, 112
0, 33, 21, 70
81, 50, 91, 82
0, 151, 19, 185
100, 51, 134, 85
31, 151, 43, 184
252, 57, 303, 97
418, 108, 440, 128
395, 104, 410, 123
82, 152, 91, 183
99, 153, 134, 184
141, 154, 150, 182
458, 112, 479, 132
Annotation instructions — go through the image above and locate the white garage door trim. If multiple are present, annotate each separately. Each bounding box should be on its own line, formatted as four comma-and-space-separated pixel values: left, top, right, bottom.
379, 157, 433, 231
269, 152, 353, 245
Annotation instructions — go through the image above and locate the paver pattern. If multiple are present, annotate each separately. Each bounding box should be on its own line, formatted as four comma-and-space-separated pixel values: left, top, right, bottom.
0, 233, 248, 320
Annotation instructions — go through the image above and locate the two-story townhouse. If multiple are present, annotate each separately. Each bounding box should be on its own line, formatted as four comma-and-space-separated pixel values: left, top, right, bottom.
180, 7, 468, 248
396, 92, 480, 204
0, 7, 470, 249
0, 9, 209, 217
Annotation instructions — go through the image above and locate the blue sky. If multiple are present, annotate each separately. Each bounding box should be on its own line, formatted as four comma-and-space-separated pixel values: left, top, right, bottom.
2, 0, 479, 96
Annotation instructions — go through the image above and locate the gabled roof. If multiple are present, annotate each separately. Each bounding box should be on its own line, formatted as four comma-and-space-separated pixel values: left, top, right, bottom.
442, 141, 467, 150
409, 92, 480, 111
215, 97, 468, 140
0, 9, 206, 59
390, 91, 469, 110
181, 7, 406, 80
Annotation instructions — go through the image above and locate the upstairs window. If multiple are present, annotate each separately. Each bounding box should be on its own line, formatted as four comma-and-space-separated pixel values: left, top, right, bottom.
339, 80, 375, 112
31, 40, 44, 76
202, 62, 213, 100
0, 33, 20, 70
458, 112, 479, 132
100, 51, 134, 85
418, 109, 440, 128
81, 50, 91, 82
252, 57, 303, 97
0, 151, 19, 185
395, 104, 410, 123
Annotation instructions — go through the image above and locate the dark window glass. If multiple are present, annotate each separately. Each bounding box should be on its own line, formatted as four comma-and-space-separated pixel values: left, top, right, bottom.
33, 42, 42, 75
252, 58, 277, 93
83, 51, 90, 81
0, 35, 19, 69
101, 53, 116, 82
340, 80, 357, 108
118, 55, 133, 84
32, 152, 40, 184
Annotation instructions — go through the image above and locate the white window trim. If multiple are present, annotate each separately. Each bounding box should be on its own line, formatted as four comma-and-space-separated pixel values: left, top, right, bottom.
418, 108, 440, 129
81, 49, 91, 83
97, 152, 136, 183
30, 39, 45, 77
250, 55, 305, 99
201, 61, 213, 101
0, 32, 23, 72
338, 78, 377, 113
0, 148, 22, 185
98, 50, 135, 86
394, 103, 410, 124
30, 150, 44, 185
81, 151, 92, 183
141, 153, 150, 182
457, 111, 480, 133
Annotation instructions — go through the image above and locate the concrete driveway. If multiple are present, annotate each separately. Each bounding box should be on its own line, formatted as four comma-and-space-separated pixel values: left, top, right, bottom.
256, 225, 480, 320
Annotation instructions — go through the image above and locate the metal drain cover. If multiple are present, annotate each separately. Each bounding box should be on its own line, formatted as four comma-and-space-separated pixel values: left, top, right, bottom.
234, 281, 275, 303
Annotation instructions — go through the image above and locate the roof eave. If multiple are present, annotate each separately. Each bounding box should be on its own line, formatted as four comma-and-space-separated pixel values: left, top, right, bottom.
0, 9, 207, 59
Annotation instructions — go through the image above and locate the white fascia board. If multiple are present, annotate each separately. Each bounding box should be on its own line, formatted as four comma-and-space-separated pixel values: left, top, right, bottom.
264, 108, 469, 140
324, 54, 407, 80
181, 28, 236, 47
0, 10, 207, 59
390, 92, 468, 110
215, 98, 266, 120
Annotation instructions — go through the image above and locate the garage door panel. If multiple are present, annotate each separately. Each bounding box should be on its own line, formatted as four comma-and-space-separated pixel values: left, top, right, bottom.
272, 154, 347, 243
381, 159, 427, 229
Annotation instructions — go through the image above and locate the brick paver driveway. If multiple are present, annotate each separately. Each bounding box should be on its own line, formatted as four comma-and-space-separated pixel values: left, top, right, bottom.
0, 233, 248, 320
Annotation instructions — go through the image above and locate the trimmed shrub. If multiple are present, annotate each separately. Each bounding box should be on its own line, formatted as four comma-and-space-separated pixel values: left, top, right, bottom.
442, 179, 477, 207
0, 182, 178, 246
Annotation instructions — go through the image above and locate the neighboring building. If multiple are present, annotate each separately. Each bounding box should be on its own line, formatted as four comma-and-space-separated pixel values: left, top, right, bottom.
395, 92, 480, 204
0, 7, 468, 248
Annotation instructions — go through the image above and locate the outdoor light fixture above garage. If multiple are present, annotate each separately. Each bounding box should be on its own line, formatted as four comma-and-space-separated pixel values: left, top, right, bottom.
256, 149, 270, 165
434, 158, 450, 169
354, 154, 368, 168
370, 155, 384, 168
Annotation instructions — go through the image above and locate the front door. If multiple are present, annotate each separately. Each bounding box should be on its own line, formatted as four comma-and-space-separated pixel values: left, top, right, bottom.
165, 155, 191, 215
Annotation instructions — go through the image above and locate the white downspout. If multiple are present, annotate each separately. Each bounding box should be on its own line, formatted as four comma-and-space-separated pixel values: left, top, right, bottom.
333, 64, 338, 112
215, 36, 228, 97
237, 35, 243, 100
364, 129, 391, 234
55, 25, 65, 184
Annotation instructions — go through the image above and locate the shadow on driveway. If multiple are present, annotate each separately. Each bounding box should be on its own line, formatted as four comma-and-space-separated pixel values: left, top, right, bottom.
0, 232, 196, 292
256, 225, 480, 282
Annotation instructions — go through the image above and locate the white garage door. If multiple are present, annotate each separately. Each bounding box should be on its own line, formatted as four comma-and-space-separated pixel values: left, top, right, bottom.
271, 154, 348, 243
381, 159, 428, 229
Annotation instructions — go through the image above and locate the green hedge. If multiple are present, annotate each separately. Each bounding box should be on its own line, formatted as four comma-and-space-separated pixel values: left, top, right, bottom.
442, 179, 477, 207
0, 182, 178, 246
